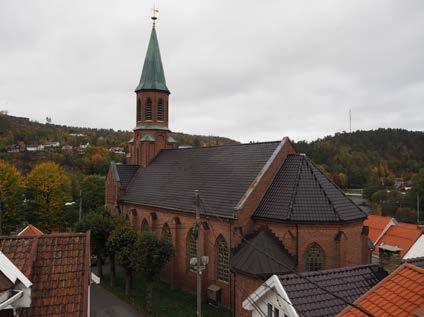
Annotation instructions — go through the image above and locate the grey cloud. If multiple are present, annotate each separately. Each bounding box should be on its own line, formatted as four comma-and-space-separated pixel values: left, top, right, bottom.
1, 0, 423, 143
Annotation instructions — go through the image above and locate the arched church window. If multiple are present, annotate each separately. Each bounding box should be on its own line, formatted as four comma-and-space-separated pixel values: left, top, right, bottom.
145, 98, 152, 120
137, 98, 142, 122
187, 228, 197, 270
157, 98, 164, 121
216, 235, 229, 282
141, 218, 149, 231
162, 223, 172, 242
304, 243, 325, 271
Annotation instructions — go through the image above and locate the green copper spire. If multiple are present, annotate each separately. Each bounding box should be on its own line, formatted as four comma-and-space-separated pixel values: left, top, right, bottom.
135, 23, 169, 93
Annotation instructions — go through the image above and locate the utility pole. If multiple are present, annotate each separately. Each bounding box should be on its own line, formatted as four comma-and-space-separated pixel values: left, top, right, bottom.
194, 189, 202, 317
349, 108, 352, 133
79, 189, 83, 222
417, 193, 420, 224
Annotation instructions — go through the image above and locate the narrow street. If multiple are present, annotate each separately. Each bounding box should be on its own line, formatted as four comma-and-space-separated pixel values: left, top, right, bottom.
90, 284, 142, 317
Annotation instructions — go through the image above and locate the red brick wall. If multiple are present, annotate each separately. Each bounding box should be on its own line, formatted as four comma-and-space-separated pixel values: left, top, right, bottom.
105, 167, 121, 213
234, 273, 262, 317
254, 220, 369, 271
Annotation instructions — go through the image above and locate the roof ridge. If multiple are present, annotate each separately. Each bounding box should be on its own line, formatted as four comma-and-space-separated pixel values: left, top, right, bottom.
306, 156, 367, 218
279, 263, 382, 279
304, 157, 342, 222
161, 140, 280, 151
287, 155, 305, 220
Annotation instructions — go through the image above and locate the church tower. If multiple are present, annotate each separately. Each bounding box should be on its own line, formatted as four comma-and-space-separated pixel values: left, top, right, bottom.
128, 15, 177, 166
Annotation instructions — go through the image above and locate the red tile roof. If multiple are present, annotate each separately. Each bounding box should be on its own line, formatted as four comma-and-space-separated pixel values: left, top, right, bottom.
364, 215, 393, 244
0, 233, 90, 317
18, 224, 44, 237
337, 263, 424, 317
378, 223, 422, 257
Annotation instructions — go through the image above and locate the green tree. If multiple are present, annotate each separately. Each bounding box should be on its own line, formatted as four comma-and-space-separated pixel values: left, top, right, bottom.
75, 211, 114, 278
107, 225, 138, 295
134, 230, 175, 313
0, 161, 25, 234
80, 175, 105, 213
25, 162, 71, 231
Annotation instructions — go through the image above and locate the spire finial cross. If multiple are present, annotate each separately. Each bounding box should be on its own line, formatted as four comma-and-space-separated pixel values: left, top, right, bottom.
151, 5, 159, 27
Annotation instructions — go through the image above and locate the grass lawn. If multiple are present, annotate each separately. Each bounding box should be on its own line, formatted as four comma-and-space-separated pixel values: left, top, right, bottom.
101, 272, 231, 317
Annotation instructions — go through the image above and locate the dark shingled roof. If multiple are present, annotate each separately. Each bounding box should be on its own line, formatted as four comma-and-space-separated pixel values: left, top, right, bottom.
254, 154, 367, 223
112, 163, 140, 189
121, 141, 281, 218
279, 265, 388, 317
403, 256, 424, 268
231, 229, 296, 278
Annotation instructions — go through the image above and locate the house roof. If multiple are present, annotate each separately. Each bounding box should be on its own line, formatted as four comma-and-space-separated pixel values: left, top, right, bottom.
364, 215, 395, 244
337, 263, 424, 317
376, 222, 422, 258
17, 224, 43, 237
279, 264, 388, 317
135, 26, 169, 93
231, 229, 296, 278
0, 233, 90, 317
254, 154, 367, 223
111, 163, 140, 190
403, 256, 424, 268
121, 141, 284, 218
404, 235, 424, 259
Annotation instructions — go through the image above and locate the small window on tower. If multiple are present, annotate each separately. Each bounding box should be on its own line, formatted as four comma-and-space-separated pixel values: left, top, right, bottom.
157, 98, 164, 121
145, 98, 152, 120
137, 98, 142, 122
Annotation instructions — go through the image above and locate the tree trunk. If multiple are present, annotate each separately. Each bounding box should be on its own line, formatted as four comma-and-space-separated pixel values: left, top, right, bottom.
97, 256, 103, 278
110, 254, 116, 287
125, 270, 132, 296
145, 282, 153, 313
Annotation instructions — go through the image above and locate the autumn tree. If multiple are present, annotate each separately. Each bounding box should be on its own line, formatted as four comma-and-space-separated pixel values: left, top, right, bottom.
25, 162, 71, 231
0, 161, 25, 234
80, 175, 105, 213
134, 230, 175, 313
107, 225, 138, 295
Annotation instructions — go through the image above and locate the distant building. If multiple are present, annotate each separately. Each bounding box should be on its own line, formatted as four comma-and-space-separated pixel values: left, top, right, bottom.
44, 141, 60, 148
26, 144, 44, 152
7, 144, 25, 153
69, 133, 85, 137
17, 224, 44, 237
109, 146, 125, 154
62, 145, 73, 151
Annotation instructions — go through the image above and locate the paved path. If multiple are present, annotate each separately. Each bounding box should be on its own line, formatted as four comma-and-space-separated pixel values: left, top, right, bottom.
90, 284, 142, 317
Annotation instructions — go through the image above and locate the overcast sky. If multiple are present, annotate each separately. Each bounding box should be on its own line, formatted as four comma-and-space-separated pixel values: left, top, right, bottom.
1, 1, 423, 143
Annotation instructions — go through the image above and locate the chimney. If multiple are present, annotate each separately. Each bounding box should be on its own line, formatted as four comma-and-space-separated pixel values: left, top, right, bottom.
378, 244, 401, 273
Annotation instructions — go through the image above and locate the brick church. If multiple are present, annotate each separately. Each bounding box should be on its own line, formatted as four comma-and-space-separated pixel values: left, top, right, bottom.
105, 17, 372, 315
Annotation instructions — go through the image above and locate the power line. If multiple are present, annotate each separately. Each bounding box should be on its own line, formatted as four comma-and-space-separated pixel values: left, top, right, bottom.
198, 196, 376, 317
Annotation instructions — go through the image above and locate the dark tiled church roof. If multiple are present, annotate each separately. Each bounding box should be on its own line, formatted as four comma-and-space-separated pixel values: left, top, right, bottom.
111, 163, 140, 189
279, 265, 388, 317
231, 229, 296, 278
254, 154, 367, 223
121, 141, 281, 218
403, 256, 424, 268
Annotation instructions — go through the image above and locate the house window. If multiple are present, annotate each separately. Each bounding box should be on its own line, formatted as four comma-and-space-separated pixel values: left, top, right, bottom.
141, 218, 149, 232
162, 223, 172, 242
216, 235, 229, 282
187, 228, 197, 270
157, 98, 164, 121
145, 98, 152, 120
267, 304, 273, 317
304, 243, 325, 271
137, 98, 142, 122
274, 308, 279, 317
